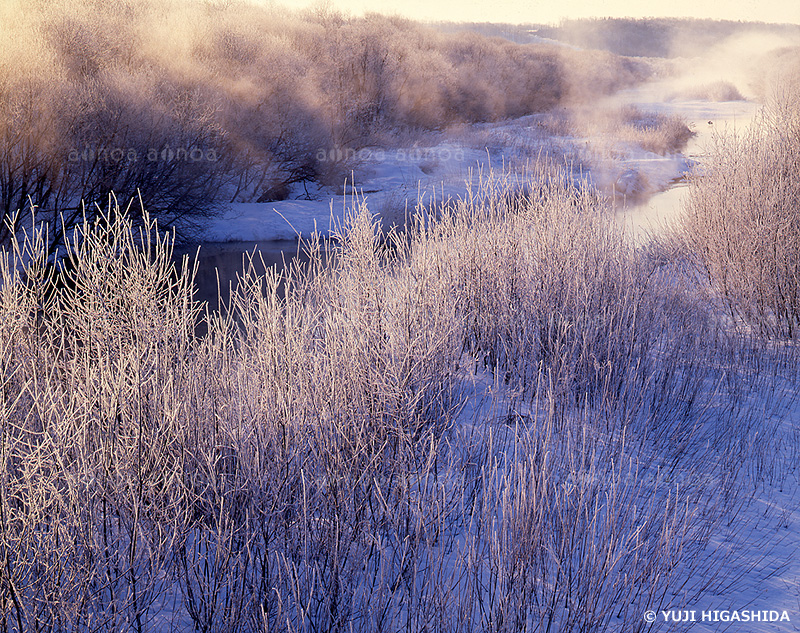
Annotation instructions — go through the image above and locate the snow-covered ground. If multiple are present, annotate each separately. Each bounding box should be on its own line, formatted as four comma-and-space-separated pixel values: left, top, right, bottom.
200, 133, 551, 243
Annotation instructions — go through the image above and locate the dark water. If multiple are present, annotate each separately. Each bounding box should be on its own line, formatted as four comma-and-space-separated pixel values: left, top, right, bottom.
173, 239, 309, 310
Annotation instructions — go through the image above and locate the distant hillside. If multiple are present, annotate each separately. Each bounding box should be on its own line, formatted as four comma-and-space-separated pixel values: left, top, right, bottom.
435, 18, 800, 58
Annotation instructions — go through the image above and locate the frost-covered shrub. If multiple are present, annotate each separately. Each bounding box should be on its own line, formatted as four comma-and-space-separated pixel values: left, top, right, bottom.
412, 165, 714, 429
682, 93, 800, 338
0, 171, 784, 632
569, 104, 694, 156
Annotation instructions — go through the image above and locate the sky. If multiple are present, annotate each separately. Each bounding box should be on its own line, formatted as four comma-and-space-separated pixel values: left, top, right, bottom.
274, 0, 800, 26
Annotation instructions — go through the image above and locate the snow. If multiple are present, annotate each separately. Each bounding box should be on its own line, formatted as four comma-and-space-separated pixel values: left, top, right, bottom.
201, 142, 510, 243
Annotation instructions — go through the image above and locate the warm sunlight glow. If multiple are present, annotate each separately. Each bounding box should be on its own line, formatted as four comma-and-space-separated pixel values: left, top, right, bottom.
275, 0, 800, 25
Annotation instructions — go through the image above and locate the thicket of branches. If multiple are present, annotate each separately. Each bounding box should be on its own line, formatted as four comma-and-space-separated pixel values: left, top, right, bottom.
0, 162, 791, 632
0, 0, 651, 250
682, 88, 800, 338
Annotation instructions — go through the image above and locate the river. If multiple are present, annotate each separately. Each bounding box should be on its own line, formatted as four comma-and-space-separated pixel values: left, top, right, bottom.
181, 93, 761, 304
614, 96, 759, 241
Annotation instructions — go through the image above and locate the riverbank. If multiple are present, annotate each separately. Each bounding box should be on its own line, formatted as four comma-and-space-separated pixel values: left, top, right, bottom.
186, 91, 758, 299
